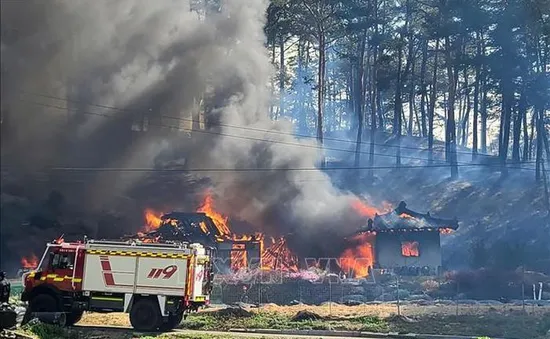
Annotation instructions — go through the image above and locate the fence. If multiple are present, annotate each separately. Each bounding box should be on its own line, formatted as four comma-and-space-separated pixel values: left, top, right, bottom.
209, 269, 550, 317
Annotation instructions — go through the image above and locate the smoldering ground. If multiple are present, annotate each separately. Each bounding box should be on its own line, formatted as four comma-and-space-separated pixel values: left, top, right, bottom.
0, 0, 369, 265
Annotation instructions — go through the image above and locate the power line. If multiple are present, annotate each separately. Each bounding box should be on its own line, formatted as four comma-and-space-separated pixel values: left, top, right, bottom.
17, 90, 506, 159
1, 162, 543, 173
18, 98, 454, 166
18, 98, 540, 171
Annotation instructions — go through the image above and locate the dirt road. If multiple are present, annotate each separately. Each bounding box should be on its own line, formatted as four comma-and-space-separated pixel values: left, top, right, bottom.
73, 325, 384, 339
176, 329, 385, 338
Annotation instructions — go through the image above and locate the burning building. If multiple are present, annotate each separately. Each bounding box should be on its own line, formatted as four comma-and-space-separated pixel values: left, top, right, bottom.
133, 195, 299, 274
348, 201, 459, 276
132, 197, 456, 279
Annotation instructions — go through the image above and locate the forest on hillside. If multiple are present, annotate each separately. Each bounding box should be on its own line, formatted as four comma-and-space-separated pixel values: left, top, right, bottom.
263, 0, 550, 179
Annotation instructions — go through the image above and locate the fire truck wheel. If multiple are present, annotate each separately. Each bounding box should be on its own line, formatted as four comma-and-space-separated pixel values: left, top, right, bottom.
29, 294, 59, 313
65, 310, 84, 326
159, 312, 184, 331
130, 299, 162, 332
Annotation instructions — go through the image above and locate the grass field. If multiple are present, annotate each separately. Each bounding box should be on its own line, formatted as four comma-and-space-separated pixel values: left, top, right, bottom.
77, 304, 550, 339
10, 281, 550, 339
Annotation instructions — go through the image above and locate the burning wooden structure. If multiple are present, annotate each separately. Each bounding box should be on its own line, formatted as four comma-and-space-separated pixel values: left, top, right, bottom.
133, 198, 299, 274
348, 201, 459, 276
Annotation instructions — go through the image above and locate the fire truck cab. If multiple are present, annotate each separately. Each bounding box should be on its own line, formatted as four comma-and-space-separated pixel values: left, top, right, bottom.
21, 239, 213, 331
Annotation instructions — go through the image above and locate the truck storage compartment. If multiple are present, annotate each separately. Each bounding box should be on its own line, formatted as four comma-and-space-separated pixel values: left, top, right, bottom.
89, 292, 125, 312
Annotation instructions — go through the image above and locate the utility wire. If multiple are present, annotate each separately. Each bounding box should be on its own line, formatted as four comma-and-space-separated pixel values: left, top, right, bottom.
18, 98, 540, 170
2, 162, 544, 173
17, 90, 507, 159
18, 98, 454, 166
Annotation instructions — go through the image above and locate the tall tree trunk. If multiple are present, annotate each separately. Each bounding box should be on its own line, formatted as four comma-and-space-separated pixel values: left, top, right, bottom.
369, 0, 379, 178
457, 83, 464, 146
480, 32, 488, 154
428, 39, 439, 165
297, 39, 307, 135
499, 79, 513, 177
404, 0, 414, 137
460, 66, 470, 147
408, 59, 415, 136
278, 36, 286, 120
394, 41, 404, 168
522, 107, 529, 162
317, 30, 326, 167
420, 38, 428, 137
512, 89, 526, 163
377, 89, 384, 131
530, 110, 537, 160
364, 48, 371, 118
354, 29, 367, 170
536, 109, 543, 181
270, 40, 277, 119
472, 30, 481, 160
444, 35, 458, 179
369, 30, 379, 179
348, 65, 355, 129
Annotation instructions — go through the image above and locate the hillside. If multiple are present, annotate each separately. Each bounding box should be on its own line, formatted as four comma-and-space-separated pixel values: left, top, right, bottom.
324, 131, 550, 274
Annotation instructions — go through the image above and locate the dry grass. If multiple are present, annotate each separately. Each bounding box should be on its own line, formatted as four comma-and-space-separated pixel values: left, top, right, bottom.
54, 303, 550, 339
80, 312, 131, 327
256, 303, 550, 318
80, 304, 550, 326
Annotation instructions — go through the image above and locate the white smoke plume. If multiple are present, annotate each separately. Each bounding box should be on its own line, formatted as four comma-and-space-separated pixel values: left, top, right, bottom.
1, 0, 366, 255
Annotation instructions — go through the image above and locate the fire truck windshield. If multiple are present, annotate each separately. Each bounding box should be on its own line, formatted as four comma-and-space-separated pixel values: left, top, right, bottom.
51, 252, 75, 270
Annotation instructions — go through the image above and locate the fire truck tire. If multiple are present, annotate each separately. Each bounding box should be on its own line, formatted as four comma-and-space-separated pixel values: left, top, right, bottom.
29, 294, 59, 313
159, 312, 184, 331
65, 310, 84, 326
130, 299, 162, 332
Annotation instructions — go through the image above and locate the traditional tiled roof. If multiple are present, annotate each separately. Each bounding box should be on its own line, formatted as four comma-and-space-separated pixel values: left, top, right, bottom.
362, 201, 459, 232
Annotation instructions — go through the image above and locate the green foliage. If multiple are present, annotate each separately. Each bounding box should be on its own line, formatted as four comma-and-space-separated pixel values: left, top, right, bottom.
178, 309, 548, 338
351, 315, 389, 332
180, 314, 217, 330
20, 322, 74, 339
179, 311, 389, 332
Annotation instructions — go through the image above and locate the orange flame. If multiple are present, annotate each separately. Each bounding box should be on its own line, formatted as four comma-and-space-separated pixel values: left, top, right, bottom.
261, 237, 299, 272
339, 233, 375, 278
140, 193, 300, 273
144, 208, 163, 232
197, 193, 231, 237
401, 241, 419, 257
231, 244, 247, 271
197, 193, 298, 272
399, 213, 414, 219
21, 254, 39, 269
352, 199, 392, 219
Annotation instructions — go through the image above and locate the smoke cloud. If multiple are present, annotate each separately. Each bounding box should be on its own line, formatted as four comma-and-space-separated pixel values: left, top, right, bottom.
1, 0, 366, 258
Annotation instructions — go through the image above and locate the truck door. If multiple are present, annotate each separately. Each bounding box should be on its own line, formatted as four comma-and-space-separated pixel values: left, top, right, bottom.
49, 249, 77, 290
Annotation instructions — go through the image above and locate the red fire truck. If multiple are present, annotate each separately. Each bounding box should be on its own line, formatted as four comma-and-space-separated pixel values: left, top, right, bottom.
21, 239, 214, 331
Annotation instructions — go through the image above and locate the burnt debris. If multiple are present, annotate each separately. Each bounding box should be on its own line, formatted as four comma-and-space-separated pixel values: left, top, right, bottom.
127, 212, 220, 246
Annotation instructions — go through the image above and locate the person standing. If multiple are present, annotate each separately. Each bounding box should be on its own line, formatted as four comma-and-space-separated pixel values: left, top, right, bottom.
0, 271, 10, 303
